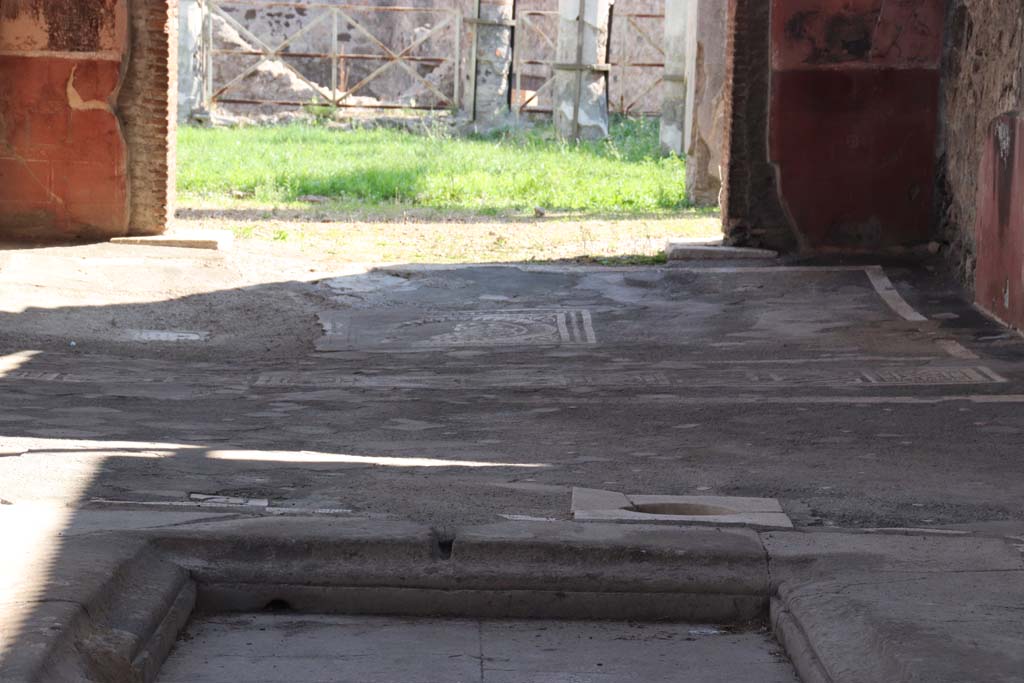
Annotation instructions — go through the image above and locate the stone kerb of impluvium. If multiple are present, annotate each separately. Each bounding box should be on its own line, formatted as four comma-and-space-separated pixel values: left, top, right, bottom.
553, 0, 612, 141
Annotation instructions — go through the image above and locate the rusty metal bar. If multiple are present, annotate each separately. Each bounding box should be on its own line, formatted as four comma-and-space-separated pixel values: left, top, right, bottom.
203, 0, 214, 108
209, 3, 333, 104
467, 0, 480, 119
516, 68, 555, 112
622, 75, 663, 115
343, 10, 453, 104
521, 11, 555, 50
207, 0, 462, 112
511, 9, 556, 116
626, 14, 665, 57
607, 10, 665, 115
331, 8, 454, 106
330, 9, 339, 108
513, 3, 521, 125
465, 18, 515, 27
215, 97, 451, 110
215, 1, 459, 12
552, 62, 610, 72
511, 7, 665, 117
453, 10, 462, 111
211, 50, 447, 63
571, 0, 585, 140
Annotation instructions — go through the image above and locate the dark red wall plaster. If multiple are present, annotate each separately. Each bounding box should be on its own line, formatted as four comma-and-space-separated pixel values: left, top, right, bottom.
0, 57, 128, 238
975, 112, 1024, 330
768, 0, 946, 251
0, 1, 130, 239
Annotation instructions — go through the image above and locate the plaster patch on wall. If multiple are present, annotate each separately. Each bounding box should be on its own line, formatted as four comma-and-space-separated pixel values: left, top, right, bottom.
66, 66, 114, 113
997, 120, 1012, 162
937, 0, 1024, 286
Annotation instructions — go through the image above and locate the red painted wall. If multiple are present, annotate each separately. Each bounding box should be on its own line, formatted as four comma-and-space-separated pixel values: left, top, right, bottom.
975, 113, 1024, 330
0, 1, 130, 240
768, 0, 945, 251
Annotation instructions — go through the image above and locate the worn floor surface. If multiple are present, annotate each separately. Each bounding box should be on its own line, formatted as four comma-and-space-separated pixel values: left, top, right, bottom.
156, 615, 796, 683
3, 242, 1024, 682
1, 243, 1023, 529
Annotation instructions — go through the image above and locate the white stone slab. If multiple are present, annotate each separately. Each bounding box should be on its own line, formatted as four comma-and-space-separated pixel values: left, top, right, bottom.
571, 487, 793, 528
666, 240, 778, 260
111, 230, 233, 251
123, 329, 210, 342
630, 494, 784, 513
571, 487, 632, 513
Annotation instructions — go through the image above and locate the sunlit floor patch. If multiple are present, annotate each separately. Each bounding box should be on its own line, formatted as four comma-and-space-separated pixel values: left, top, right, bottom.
157, 615, 797, 683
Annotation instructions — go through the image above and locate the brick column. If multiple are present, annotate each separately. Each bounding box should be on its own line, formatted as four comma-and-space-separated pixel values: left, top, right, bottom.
720, 0, 795, 251
120, 0, 178, 236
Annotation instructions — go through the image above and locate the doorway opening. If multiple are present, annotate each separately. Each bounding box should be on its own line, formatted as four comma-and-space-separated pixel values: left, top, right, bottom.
171, 0, 723, 268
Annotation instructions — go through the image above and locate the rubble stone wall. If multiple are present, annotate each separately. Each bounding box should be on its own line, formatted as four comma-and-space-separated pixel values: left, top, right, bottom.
937, 0, 1024, 285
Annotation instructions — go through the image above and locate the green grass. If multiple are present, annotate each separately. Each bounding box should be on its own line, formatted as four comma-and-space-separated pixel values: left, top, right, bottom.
176, 118, 689, 215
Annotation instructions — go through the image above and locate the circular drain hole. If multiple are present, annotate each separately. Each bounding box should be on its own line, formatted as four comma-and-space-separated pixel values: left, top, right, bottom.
263, 599, 293, 612
629, 503, 735, 516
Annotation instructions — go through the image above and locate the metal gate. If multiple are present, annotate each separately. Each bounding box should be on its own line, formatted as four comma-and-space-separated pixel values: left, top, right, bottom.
510, 2, 665, 117
201, 0, 463, 111
607, 10, 664, 115
510, 7, 557, 117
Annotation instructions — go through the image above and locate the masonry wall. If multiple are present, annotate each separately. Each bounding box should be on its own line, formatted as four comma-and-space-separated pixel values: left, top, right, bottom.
769, 0, 946, 251
723, 0, 947, 253
120, 0, 177, 236
721, 0, 796, 251
0, 0, 175, 240
937, 0, 1024, 287
0, 1, 131, 239
974, 113, 1024, 329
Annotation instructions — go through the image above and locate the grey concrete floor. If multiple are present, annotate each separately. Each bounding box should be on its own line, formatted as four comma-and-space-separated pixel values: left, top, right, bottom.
1, 244, 1022, 529
156, 615, 796, 683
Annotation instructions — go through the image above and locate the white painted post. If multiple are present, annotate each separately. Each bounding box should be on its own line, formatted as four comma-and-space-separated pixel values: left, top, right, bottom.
686, 0, 728, 207
661, 0, 727, 207
683, 0, 698, 155
553, 0, 612, 141
177, 0, 205, 122
659, 0, 691, 156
